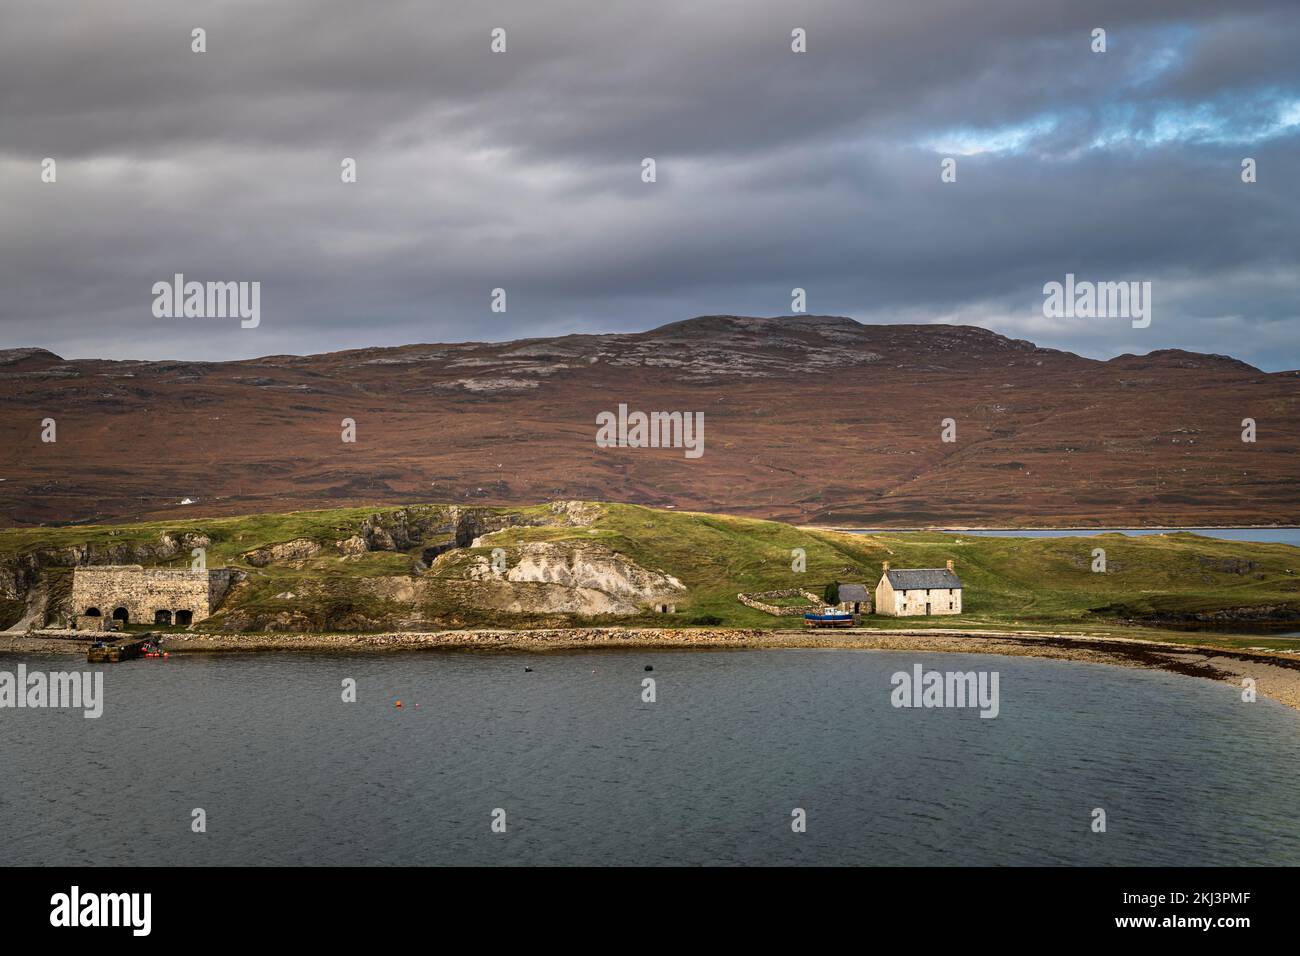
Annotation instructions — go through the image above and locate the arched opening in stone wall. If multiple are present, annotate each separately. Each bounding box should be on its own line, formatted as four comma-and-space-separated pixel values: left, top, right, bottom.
174, 610, 193, 626
112, 607, 130, 623
84, 607, 101, 617
154, 610, 173, 625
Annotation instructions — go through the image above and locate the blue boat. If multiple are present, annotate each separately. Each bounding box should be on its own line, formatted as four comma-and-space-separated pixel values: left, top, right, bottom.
803, 610, 855, 628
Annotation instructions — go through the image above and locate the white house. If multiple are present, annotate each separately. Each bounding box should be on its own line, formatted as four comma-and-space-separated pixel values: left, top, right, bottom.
874, 560, 962, 616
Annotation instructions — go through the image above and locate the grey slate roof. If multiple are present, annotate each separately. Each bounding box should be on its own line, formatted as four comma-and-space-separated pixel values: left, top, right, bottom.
837, 584, 870, 602
884, 568, 962, 590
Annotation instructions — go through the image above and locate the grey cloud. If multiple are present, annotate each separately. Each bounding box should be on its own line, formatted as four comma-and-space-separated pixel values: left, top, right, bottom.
0, 0, 1297, 368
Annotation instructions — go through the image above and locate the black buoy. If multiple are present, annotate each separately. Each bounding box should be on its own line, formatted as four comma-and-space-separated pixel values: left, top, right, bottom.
524, 666, 533, 672
644, 665, 653, 672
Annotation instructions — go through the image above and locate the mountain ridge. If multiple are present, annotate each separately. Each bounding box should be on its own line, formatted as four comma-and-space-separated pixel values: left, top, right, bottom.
0, 316, 1294, 527
1, 316, 1274, 374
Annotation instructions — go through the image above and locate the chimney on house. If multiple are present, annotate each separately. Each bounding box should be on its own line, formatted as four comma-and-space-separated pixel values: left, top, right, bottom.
882, 561, 890, 571
946, 559, 955, 571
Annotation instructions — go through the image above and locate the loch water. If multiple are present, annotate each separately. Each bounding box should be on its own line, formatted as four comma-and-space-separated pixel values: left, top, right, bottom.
2, 648, 1298, 866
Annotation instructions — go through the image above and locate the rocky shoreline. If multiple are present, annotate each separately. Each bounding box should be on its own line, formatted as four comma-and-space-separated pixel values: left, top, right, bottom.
5, 625, 1300, 712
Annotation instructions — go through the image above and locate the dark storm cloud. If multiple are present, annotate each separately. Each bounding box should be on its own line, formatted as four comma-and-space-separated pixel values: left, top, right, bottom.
1, 0, 1297, 367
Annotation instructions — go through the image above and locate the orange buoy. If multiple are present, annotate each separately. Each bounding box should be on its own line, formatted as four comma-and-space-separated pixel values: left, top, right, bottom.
395, 700, 402, 708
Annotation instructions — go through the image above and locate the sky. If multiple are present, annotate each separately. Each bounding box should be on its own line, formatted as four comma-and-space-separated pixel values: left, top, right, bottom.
1, 0, 1298, 369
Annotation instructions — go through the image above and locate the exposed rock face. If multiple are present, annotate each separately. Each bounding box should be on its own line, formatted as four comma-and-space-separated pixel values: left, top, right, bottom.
359, 506, 528, 552
0, 532, 213, 591
335, 535, 369, 556
242, 538, 322, 567
0, 505, 552, 632
460, 542, 685, 615
158, 532, 212, 554
3, 575, 49, 632
548, 500, 603, 526
360, 523, 397, 551
226, 507, 535, 570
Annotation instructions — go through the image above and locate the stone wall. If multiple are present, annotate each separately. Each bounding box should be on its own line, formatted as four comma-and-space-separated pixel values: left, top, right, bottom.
835, 599, 873, 614
73, 613, 116, 632
737, 588, 824, 616
71, 566, 234, 625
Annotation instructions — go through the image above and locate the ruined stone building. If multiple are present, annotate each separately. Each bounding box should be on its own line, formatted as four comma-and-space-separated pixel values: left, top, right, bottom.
834, 583, 872, 615
874, 560, 963, 616
72, 566, 234, 626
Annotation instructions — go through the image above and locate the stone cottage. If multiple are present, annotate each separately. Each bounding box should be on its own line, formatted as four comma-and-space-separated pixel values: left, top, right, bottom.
874, 560, 962, 616
835, 584, 872, 615
72, 566, 234, 627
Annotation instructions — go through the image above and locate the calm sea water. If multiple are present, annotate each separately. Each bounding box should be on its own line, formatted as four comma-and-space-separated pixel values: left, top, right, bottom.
841, 527, 1300, 547
2, 649, 1298, 866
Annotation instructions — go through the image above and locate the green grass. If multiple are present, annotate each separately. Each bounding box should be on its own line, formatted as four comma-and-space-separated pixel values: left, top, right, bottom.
0, 504, 553, 566
767, 595, 817, 608
4, 501, 1299, 642
434, 503, 1300, 636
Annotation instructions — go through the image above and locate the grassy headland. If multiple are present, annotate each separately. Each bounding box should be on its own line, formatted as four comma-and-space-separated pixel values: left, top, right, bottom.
1, 501, 1298, 647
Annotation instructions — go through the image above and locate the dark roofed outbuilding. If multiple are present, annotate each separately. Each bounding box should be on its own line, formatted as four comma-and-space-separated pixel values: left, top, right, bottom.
833, 582, 872, 615
837, 584, 871, 603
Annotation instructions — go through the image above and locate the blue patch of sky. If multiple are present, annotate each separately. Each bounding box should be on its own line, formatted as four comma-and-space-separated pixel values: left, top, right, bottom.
921, 93, 1300, 156
1092, 91, 1300, 148
919, 22, 1298, 156
919, 116, 1058, 156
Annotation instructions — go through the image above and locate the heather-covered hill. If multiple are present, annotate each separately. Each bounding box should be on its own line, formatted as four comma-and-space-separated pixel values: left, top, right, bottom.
1, 316, 1295, 527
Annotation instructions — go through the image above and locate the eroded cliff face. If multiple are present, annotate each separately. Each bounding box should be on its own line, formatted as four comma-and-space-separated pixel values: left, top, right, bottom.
352, 506, 526, 553
2, 501, 694, 632
454, 541, 685, 615
202, 544, 686, 631
0, 505, 530, 631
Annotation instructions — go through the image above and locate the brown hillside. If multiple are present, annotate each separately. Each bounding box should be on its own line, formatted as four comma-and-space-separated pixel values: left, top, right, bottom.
0, 316, 1295, 527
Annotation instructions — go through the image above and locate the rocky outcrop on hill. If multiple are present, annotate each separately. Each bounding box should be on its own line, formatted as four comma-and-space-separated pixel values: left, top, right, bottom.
456, 541, 685, 615
0, 504, 555, 631
242, 538, 323, 567
238, 506, 538, 567
359, 506, 532, 553
548, 500, 604, 526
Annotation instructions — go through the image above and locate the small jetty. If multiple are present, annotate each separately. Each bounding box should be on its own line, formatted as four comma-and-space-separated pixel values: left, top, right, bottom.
87, 635, 162, 663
